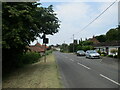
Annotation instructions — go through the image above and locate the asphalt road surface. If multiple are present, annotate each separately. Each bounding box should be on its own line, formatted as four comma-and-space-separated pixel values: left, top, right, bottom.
54, 51, 120, 88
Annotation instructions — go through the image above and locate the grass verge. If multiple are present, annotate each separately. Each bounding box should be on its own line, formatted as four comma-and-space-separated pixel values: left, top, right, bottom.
3, 53, 63, 88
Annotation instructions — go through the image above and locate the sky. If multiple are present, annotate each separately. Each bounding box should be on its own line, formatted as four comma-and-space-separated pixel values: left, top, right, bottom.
30, 0, 118, 45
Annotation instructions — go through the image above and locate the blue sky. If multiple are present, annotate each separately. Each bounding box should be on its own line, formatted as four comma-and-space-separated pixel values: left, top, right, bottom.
31, 0, 118, 45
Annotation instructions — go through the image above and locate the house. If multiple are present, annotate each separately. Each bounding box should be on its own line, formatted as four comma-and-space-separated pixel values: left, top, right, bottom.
93, 41, 120, 55
87, 36, 100, 44
27, 42, 49, 55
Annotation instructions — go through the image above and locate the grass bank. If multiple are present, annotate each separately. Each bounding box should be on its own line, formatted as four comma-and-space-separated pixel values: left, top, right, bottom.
3, 53, 63, 88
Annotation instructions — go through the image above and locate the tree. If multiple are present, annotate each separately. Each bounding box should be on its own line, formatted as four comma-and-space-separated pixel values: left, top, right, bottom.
34, 5, 60, 35
95, 35, 106, 42
2, 2, 60, 74
60, 43, 68, 52
81, 41, 93, 46
106, 28, 118, 41
2, 3, 60, 49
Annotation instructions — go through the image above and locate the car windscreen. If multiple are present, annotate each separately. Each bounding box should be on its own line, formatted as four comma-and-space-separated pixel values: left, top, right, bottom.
89, 51, 97, 53
79, 51, 85, 53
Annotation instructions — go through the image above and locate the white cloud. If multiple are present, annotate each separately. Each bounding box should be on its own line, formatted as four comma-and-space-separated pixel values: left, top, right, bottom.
31, 2, 118, 45
47, 2, 118, 45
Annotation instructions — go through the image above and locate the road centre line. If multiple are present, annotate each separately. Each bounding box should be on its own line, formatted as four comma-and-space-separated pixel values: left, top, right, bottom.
65, 56, 68, 58
70, 59, 74, 61
100, 74, 120, 86
77, 63, 91, 70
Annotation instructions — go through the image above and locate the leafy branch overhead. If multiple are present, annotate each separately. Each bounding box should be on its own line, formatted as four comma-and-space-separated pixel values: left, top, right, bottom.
2, 2, 60, 49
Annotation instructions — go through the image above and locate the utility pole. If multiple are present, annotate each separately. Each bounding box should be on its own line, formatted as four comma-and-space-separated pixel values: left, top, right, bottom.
64, 41, 65, 52
42, 34, 49, 63
73, 34, 74, 53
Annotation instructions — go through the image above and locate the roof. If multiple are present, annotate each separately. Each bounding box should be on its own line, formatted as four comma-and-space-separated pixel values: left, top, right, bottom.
35, 42, 42, 47
26, 42, 49, 52
93, 40, 120, 47
42, 44, 49, 48
27, 46, 45, 52
88, 37, 100, 44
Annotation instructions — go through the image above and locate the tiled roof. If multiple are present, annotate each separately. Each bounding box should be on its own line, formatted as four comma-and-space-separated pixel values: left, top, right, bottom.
42, 45, 49, 48
27, 42, 49, 52
93, 40, 120, 47
35, 42, 42, 47
27, 46, 45, 52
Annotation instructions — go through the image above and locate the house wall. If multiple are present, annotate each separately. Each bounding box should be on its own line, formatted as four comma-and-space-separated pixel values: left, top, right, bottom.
108, 47, 118, 55
95, 46, 119, 55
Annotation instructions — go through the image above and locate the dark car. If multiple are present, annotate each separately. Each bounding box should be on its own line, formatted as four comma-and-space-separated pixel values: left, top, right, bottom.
76, 50, 85, 56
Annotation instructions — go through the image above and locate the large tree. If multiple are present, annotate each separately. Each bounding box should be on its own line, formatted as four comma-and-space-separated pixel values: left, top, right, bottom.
106, 28, 118, 41
2, 2, 60, 49
95, 35, 106, 42
2, 2, 60, 73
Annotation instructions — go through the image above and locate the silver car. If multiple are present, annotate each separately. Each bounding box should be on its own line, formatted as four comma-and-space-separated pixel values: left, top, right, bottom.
86, 50, 100, 59
76, 50, 85, 56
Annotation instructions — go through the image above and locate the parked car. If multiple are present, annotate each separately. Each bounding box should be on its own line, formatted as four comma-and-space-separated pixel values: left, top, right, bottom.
86, 50, 100, 59
76, 50, 85, 56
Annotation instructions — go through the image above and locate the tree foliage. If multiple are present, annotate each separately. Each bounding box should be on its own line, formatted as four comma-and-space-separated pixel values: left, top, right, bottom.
106, 28, 118, 41
79, 41, 93, 46
2, 2, 60, 50
95, 35, 106, 42
2, 2, 60, 74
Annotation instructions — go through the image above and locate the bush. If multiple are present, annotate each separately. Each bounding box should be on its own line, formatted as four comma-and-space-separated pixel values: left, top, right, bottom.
108, 55, 113, 57
110, 49, 118, 55
82, 46, 94, 51
17, 52, 41, 67
45, 50, 53, 55
101, 54, 105, 56
114, 55, 118, 58
97, 50, 101, 55
99, 51, 107, 56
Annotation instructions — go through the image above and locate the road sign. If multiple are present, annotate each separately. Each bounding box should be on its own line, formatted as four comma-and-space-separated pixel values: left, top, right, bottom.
43, 38, 49, 44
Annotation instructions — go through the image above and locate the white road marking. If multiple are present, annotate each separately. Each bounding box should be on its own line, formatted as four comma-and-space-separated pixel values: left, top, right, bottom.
77, 63, 91, 70
70, 59, 74, 61
65, 57, 68, 58
100, 59, 102, 62
100, 74, 120, 86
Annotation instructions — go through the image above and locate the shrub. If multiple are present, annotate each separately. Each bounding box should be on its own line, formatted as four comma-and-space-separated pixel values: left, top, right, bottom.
110, 49, 118, 55
17, 52, 41, 67
97, 50, 101, 55
82, 46, 94, 51
108, 55, 113, 57
45, 50, 53, 55
101, 54, 105, 56
100, 52, 107, 56
114, 55, 118, 58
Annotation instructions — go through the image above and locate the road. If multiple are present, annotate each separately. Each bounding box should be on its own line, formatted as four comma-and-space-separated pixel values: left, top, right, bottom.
54, 51, 120, 88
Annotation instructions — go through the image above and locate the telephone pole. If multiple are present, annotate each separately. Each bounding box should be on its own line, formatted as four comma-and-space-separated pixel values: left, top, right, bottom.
73, 34, 74, 53
64, 41, 65, 52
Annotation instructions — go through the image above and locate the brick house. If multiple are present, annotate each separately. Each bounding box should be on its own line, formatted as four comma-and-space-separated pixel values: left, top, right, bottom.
27, 42, 48, 55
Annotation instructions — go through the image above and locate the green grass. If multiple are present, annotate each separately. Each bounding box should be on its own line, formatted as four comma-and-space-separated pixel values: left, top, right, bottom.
38, 54, 63, 88
3, 53, 63, 88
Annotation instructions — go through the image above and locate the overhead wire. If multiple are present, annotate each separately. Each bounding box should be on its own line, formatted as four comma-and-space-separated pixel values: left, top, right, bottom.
63, 0, 118, 44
